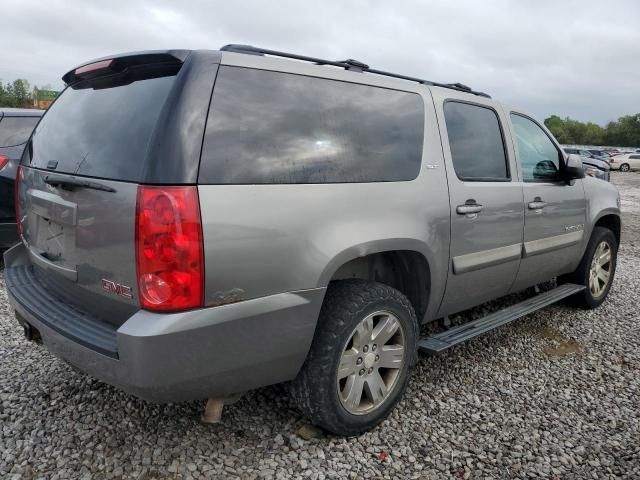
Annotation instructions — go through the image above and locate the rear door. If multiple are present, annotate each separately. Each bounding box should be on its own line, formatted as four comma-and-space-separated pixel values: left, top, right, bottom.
507, 112, 587, 291
433, 92, 524, 316
17, 55, 191, 326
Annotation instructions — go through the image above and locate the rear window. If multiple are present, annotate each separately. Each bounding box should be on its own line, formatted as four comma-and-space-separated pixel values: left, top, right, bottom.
0, 116, 40, 147
25, 69, 178, 182
199, 66, 424, 184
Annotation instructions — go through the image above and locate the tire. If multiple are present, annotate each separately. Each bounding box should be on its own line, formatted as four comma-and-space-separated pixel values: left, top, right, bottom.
563, 226, 617, 308
620, 163, 630, 172
291, 280, 418, 436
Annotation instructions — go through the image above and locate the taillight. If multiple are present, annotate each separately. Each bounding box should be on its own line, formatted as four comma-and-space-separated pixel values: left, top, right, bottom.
135, 186, 204, 312
75, 59, 113, 76
15, 166, 23, 237
0, 155, 9, 171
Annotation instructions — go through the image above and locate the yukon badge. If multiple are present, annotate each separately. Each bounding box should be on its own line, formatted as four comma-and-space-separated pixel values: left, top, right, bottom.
101, 279, 133, 299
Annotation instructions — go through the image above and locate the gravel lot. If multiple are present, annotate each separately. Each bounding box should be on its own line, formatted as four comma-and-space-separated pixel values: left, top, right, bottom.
1, 172, 639, 479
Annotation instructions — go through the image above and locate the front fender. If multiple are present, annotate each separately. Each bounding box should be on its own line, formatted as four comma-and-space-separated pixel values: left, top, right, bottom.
582, 176, 621, 251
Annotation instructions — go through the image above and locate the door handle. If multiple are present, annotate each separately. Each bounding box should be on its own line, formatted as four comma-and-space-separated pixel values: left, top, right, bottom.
528, 197, 547, 210
456, 201, 483, 215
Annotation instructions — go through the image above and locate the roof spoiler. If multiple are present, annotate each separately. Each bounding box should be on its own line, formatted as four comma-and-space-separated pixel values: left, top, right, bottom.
220, 44, 491, 98
62, 50, 190, 85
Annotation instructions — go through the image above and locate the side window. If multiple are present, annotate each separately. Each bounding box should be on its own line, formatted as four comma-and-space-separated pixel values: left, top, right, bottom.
510, 113, 562, 182
630, 155, 640, 160
443, 101, 509, 181
199, 66, 425, 184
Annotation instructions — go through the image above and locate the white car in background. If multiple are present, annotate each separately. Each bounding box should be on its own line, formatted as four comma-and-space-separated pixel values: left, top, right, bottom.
610, 153, 640, 172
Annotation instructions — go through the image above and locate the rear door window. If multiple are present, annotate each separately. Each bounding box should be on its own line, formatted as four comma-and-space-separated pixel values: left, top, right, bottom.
443, 101, 509, 181
0, 116, 40, 147
25, 68, 178, 182
199, 66, 425, 184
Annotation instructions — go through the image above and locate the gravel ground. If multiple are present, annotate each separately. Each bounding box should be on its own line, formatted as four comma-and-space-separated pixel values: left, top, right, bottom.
1, 172, 639, 479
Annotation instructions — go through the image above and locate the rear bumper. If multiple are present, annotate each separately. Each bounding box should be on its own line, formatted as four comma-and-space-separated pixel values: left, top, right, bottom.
3, 243, 325, 403
0, 223, 18, 249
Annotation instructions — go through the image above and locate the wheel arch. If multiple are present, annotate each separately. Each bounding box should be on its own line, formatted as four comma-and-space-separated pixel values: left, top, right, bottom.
317, 240, 436, 322
592, 211, 621, 246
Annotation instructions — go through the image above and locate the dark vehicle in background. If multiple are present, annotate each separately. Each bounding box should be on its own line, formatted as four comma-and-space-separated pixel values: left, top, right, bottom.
563, 148, 610, 181
0, 108, 43, 248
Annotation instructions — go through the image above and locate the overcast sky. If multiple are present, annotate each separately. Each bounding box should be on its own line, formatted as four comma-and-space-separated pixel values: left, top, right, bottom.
2, 0, 637, 125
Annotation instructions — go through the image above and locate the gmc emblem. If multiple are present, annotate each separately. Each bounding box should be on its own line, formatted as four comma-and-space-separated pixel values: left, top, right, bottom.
101, 279, 133, 299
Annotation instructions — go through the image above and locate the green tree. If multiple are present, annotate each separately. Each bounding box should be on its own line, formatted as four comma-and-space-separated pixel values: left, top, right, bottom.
11, 79, 31, 107
545, 114, 640, 147
544, 115, 572, 144
0, 81, 18, 107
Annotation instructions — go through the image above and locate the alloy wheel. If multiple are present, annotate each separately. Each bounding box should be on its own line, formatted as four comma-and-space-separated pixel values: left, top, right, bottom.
589, 240, 612, 298
336, 311, 406, 415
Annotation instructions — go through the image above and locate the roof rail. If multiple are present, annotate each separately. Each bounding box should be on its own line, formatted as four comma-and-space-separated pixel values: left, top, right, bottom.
220, 44, 491, 98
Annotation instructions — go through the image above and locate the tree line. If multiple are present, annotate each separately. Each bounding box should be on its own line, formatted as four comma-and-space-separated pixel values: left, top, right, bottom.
0, 79, 36, 108
0, 78, 58, 109
544, 114, 640, 148
2, 76, 639, 147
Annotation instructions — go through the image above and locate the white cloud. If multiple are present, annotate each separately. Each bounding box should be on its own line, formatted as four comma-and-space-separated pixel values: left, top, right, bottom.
1, 0, 637, 124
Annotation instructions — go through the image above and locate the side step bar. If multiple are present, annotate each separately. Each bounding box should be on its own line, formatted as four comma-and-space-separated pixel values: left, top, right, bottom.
418, 283, 585, 353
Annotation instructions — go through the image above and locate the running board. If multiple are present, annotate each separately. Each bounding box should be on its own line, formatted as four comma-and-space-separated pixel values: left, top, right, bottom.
418, 283, 585, 353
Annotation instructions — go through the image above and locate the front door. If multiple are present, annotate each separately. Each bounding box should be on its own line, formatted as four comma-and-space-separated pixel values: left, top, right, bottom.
435, 96, 525, 316
507, 113, 587, 291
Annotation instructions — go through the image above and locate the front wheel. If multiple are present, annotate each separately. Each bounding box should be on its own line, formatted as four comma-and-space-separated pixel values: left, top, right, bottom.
291, 280, 418, 436
564, 226, 617, 308
620, 163, 630, 172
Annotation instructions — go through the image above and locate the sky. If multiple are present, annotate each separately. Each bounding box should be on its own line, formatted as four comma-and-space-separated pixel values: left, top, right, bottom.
2, 0, 638, 125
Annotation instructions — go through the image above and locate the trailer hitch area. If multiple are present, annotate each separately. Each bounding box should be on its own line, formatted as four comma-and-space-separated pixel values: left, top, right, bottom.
23, 321, 42, 344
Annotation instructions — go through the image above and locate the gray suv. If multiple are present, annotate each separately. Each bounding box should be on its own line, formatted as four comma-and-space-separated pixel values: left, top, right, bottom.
4, 46, 621, 435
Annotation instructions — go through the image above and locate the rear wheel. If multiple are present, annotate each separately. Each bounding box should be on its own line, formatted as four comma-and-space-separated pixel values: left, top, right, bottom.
620, 163, 630, 172
564, 226, 617, 308
291, 280, 418, 435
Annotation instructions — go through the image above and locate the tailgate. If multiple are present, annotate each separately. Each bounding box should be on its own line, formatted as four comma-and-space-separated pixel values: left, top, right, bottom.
19, 168, 139, 326
16, 52, 196, 326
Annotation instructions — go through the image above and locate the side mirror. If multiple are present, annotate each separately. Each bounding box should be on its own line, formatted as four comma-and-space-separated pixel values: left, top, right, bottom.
564, 154, 585, 180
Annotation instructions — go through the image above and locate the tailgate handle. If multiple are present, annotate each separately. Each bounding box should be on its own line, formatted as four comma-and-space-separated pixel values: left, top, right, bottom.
27, 245, 78, 282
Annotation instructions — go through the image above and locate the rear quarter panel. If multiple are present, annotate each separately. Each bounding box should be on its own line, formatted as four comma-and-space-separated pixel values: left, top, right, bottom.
198, 66, 451, 322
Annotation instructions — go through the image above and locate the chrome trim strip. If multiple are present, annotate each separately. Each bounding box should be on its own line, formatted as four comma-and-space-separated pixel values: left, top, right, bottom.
523, 231, 584, 257
453, 243, 522, 274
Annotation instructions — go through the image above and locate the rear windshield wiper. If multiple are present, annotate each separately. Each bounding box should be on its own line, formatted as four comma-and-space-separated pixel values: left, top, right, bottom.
44, 175, 116, 193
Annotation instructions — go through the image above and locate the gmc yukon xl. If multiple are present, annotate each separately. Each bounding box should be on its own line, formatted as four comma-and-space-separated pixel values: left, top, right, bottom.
4, 46, 621, 435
